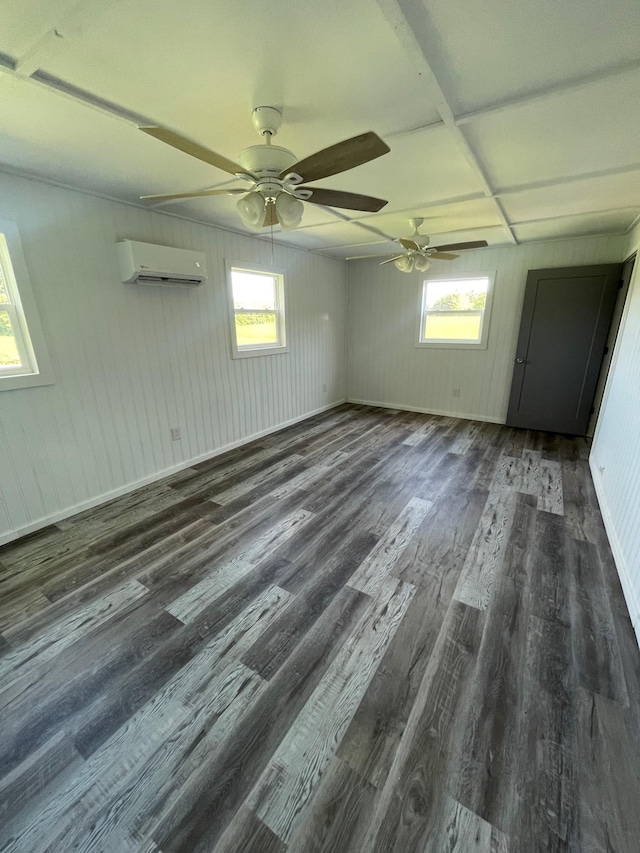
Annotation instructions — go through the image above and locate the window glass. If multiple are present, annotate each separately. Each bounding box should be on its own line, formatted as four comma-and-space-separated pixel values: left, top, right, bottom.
419, 276, 492, 347
0, 265, 9, 303
229, 266, 286, 356
0, 310, 21, 368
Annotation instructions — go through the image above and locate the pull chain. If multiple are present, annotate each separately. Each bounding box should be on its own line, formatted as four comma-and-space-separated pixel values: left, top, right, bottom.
270, 213, 274, 265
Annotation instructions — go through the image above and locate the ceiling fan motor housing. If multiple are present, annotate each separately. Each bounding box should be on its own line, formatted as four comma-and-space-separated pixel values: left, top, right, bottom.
238, 144, 297, 175
238, 145, 298, 200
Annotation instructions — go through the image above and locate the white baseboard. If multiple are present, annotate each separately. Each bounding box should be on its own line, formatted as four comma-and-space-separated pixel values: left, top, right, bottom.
0, 400, 346, 547
347, 397, 505, 424
590, 459, 640, 649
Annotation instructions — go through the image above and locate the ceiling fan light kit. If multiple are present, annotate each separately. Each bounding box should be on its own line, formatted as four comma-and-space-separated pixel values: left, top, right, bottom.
236, 191, 268, 230
394, 255, 416, 272
275, 192, 304, 230
413, 255, 432, 272
381, 217, 488, 273
140, 106, 390, 232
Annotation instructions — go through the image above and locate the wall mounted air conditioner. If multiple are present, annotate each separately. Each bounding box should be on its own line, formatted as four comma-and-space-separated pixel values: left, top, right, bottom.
117, 239, 207, 287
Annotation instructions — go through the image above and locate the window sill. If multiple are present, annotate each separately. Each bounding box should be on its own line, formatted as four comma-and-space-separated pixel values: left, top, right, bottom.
0, 369, 55, 391
414, 340, 488, 350
232, 344, 290, 359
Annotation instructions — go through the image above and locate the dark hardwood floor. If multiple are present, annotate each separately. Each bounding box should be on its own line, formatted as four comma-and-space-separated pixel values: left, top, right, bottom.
1, 404, 639, 852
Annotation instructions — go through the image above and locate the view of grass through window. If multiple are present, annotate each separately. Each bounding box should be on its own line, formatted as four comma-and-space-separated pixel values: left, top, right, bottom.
0, 264, 21, 367
422, 277, 489, 343
232, 269, 279, 348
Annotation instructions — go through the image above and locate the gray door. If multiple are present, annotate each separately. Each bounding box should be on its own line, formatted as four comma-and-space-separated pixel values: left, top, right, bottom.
506, 264, 622, 435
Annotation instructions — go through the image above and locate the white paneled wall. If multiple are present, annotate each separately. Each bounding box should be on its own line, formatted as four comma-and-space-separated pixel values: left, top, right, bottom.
0, 173, 347, 543
591, 221, 640, 645
347, 236, 626, 422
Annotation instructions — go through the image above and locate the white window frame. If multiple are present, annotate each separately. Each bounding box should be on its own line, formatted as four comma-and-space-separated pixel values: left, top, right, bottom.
415, 272, 495, 350
0, 219, 53, 391
226, 260, 288, 359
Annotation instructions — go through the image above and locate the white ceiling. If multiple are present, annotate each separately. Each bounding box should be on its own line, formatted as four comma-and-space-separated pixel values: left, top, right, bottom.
1, 0, 639, 259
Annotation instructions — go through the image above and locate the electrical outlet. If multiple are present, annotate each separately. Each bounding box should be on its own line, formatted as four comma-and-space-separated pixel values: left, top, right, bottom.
322, 383, 327, 392
170, 427, 181, 441
452, 388, 461, 398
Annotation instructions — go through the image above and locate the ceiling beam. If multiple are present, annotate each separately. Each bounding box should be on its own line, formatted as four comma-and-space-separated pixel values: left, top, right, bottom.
386, 118, 444, 139
373, 0, 517, 245
626, 212, 640, 235
455, 58, 640, 126
0, 62, 154, 126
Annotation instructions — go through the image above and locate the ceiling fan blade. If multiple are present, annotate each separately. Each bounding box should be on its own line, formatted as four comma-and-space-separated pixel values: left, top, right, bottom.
431, 240, 488, 253
140, 127, 246, 176
346, 253, 400, 260
263, 202, 278, 227
380, 255, 406, 265
399, 238, 420, 251
428, 252, 459, 260
140, 188, 246, 202
305, 187, 387, 212
281, 132, 390, 182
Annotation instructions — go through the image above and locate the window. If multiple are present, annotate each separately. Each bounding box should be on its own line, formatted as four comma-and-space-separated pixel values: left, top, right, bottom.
0, 220, 53, 391
227, 262, 288, 358
417, 274, 494, 349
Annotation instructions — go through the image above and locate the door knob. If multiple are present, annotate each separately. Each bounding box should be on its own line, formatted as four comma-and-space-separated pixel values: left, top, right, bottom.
516, 357, 525, 363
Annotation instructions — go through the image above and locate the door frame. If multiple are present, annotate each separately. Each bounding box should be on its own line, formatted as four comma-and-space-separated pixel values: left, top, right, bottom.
588, 253, 636, 435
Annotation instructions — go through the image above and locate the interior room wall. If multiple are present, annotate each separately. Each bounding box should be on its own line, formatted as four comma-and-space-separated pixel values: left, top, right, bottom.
590, 220, 640, 645
346, 236, 626, 422
0, 172, 347, 544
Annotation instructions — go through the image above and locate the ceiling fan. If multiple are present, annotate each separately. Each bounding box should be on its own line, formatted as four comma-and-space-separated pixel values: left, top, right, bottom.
139, 106, 390, 232
381, 218, 488, 272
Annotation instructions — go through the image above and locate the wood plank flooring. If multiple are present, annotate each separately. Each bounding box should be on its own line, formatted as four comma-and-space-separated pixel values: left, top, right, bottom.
1, 403, 639, 852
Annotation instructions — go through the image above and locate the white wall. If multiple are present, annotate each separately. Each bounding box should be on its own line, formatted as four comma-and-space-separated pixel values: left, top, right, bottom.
590, 221, 640, 645
347, 236, 626, 422
0, 172, 347, 543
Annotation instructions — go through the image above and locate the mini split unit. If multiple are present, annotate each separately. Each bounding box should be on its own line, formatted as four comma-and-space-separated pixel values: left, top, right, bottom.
117, 239, 207, 287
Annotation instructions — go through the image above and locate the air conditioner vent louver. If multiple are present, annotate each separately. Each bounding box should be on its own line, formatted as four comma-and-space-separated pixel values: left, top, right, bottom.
135, 275, 202, 287
117, 240, 207, 287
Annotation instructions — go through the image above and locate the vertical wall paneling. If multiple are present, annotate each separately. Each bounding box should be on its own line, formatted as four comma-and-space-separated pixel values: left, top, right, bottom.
346, 236, 626, 423
0, 172, 347, 542
591, 222, 640, 645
